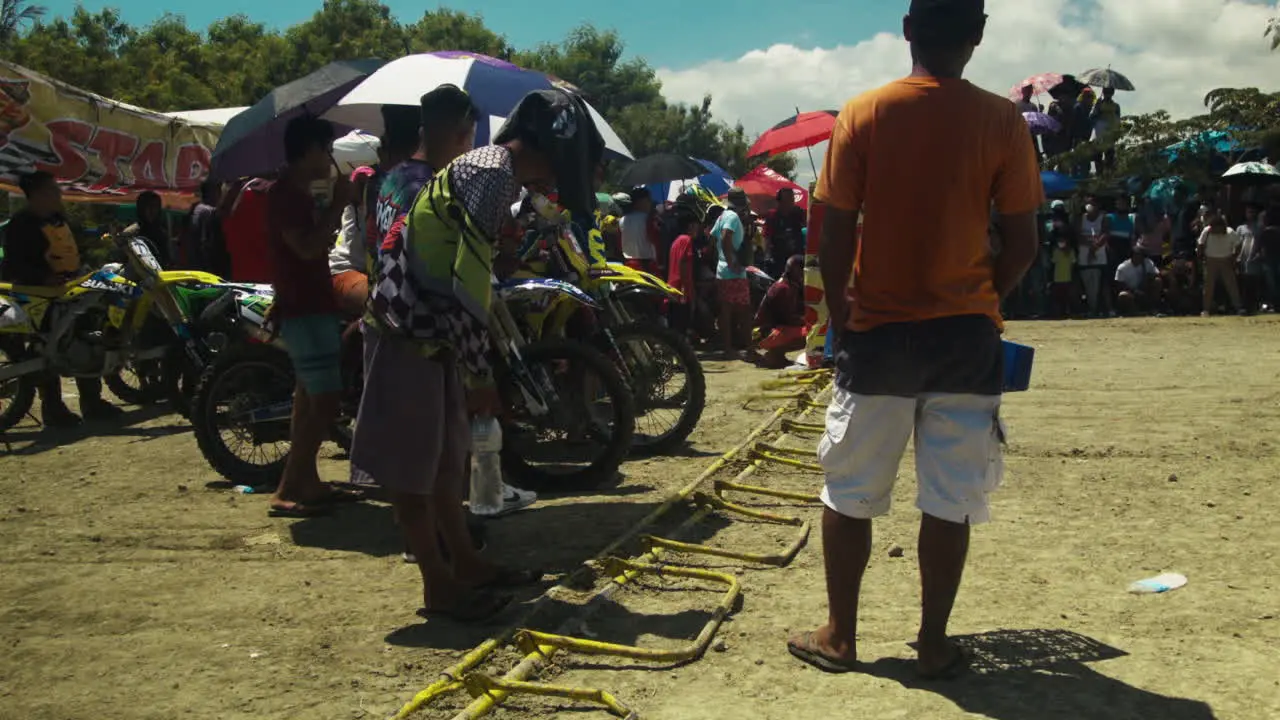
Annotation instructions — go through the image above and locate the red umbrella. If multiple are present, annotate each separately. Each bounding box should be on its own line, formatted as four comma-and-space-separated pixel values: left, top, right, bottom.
728, 165, 809, 213
748, 110, 838, 159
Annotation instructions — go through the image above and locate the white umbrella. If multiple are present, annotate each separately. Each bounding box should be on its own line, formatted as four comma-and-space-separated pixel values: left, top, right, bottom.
324, 51, 633, 160
1221, 161, 1280, 186
331, 130, 380, 175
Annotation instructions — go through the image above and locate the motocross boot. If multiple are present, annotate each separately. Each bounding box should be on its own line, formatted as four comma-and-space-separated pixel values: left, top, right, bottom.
39, 375, 81, 428
76, 378, 123, 421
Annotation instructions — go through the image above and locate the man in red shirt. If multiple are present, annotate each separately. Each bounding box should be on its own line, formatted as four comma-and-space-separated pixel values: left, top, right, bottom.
266, 116, 354, 517
666, 213, 701, 337
751, 254, 807, 368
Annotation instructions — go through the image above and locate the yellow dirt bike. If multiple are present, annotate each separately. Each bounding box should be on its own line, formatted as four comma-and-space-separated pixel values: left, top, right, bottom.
0, 234, 224, 430
510, 201, 705, 455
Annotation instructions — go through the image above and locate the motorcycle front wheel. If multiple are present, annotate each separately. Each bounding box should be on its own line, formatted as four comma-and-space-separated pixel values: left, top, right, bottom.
499, 338, 635, 491
190, 343, 294, 486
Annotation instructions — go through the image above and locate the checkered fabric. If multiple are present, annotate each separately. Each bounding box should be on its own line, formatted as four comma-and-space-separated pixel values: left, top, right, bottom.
370, 212, 494, 383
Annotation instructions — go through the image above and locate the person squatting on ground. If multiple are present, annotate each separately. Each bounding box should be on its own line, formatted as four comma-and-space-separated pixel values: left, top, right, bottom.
751, 254, 808, 369
349, 89, 604, 621
1, 170, 122, 426
264, 116, 357, 517
786, 0, 1042, 679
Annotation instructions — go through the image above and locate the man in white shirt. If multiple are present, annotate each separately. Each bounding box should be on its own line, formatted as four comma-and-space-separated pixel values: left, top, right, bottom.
1114, 247, 1160, 315
619, 187, 656, 273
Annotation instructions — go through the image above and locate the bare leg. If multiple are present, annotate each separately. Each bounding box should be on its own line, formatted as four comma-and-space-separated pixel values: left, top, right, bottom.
393, 492, 466, 610
718, 292, 733, 358
272, 382, 340, 506
917, 512, 970, 674
800, 507, 871, 663
434, 471, 498, 585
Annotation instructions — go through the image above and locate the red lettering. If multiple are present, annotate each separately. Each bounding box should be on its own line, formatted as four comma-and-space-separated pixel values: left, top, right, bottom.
174, 144, 211, 190
85, 128, 139, 190
36, 119, 92, 183
130, 140, 169, 189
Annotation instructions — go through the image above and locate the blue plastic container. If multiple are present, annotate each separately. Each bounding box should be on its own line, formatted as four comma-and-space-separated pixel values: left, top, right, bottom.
1002, 340, 1035, 392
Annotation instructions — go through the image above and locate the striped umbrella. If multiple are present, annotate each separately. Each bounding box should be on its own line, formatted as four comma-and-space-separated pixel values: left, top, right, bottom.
325, 51, 633, 160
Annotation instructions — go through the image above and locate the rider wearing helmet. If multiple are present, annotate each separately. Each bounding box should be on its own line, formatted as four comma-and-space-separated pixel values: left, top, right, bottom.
350, 88, 605, 622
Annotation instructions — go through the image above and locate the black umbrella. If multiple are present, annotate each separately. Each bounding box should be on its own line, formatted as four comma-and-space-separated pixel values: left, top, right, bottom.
616, 154, 712, 188
210, 59, 385, 181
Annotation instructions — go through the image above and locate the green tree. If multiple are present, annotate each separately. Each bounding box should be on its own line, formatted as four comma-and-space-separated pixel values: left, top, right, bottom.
117, 14, 218, 111
7, 8, 134, 97
203, 16, 295, 106
1267, 16, 1278, 51
404, 9, 510, 57
0, 0, 44, 46
282, 0, 408, 78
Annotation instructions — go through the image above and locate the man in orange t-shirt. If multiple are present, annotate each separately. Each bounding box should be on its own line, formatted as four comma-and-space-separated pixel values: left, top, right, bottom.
786, 0, 1042, 680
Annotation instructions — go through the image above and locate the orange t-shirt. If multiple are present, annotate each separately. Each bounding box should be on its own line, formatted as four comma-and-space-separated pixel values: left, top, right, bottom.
816, 76, 1044, 332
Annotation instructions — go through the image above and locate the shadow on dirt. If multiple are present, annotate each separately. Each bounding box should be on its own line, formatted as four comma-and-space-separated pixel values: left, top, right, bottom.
862, 628, 1217, 720
0, 403, 186, 457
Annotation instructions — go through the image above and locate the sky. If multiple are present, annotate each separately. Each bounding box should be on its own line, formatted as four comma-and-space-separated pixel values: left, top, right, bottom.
38, 0, 1280, 182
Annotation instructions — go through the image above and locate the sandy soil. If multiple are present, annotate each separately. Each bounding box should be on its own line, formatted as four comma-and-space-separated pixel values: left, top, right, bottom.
2, 317, 1279, 720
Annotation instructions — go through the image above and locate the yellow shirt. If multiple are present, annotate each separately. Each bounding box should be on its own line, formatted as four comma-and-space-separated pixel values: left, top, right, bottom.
1051, 247, 1075, 283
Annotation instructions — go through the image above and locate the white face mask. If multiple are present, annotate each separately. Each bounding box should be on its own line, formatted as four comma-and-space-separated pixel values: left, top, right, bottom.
1085, 204, 1097, 214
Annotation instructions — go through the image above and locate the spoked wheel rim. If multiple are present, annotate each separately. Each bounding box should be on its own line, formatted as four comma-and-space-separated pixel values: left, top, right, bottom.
614, 335, 689, 445
504, 355, 623, 479
206, 358, 293, 473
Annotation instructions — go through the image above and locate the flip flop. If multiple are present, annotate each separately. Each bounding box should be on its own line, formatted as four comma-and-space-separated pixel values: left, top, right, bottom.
475, 566, 543, 590
268, 502, 332, 518
416, 591, 513, 623
917, 645, 970, 681
315, 487, 363, 505
786, 631, 859, 674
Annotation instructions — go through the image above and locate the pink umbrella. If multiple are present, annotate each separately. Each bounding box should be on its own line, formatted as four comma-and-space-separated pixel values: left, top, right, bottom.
1009, 72, 1064, 101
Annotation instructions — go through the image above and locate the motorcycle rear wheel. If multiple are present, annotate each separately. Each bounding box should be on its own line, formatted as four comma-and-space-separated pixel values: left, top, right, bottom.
0, 338, 36, 432
105, 358, 169, 406
600, 323, 705, 455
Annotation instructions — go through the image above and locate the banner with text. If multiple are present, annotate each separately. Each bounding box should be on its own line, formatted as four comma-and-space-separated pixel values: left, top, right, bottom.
0, 61, 219, 205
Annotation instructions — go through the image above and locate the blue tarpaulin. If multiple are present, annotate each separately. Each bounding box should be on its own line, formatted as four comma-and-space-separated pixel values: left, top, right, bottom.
1041, 171, 1078, 198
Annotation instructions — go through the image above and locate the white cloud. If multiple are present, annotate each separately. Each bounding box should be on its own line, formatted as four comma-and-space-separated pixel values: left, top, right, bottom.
656, 0, 1280, 183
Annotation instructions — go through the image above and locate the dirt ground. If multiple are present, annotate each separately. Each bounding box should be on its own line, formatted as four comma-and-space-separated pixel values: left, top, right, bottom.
2, 317, 1278, 720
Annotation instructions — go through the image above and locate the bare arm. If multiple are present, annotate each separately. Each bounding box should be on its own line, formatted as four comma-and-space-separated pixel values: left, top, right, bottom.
994, 212, 1038, 299
818, 207, 859, 328
720, 228, 740, 275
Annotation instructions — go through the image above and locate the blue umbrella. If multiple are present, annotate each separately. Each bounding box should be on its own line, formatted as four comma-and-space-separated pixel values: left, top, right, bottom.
1041, 171, 1077, 198
646, 158, 733, 203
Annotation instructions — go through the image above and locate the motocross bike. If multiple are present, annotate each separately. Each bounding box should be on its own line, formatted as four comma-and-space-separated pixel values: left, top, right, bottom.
188, 279, 634, 491
512, 202, 705, 456
186, 286, 363, 487
0, 237, 227, 432
100, 233, 255, 417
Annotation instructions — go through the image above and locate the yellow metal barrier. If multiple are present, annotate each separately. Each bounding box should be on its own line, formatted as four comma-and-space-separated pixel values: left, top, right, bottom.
393, 369, 834, 720
460, 674, 637, 719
